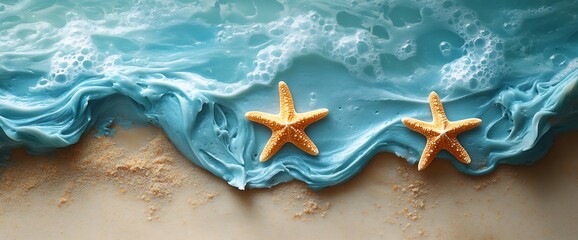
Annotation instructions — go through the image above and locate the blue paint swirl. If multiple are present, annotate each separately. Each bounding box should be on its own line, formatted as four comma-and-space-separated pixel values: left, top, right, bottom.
1, 0, 578, 189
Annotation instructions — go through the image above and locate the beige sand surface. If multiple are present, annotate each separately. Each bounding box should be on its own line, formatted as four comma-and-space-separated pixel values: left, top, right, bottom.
0, 126, 576, 239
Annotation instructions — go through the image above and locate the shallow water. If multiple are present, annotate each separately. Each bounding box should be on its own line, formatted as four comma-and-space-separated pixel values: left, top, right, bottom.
1, 0, 578, 189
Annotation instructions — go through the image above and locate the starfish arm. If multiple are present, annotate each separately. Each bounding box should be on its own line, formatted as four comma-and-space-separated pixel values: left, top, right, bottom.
245, 111, 284, 130
428, 92, 449, 126
294, 108, 329, 129
289, 129, 320, 156
278, 81, 296, 121
445, 138, 472, 164
447, 118, 482, 136
259, 130, 289, 162
402, 117, 437, 137
417, 138, 443, 171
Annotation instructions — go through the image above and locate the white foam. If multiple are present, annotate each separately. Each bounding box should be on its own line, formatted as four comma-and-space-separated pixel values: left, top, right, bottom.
220, 10, 393, 83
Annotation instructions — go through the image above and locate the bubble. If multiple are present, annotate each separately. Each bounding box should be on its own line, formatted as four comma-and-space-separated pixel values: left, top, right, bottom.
357, 41, 369, 54
439, 41, 452, 56
395, 40, 416, 60
271, 49, 282, 57
495, 42, 504, 50
403, 44, 414, 53
465, 23, 477, 35
452, 10, 462, 18
474, 37, 486, 49
258, 52, 268, 60
469, 78, 478, 88
336, 11, 363, 28
54, 74, 67, 83
258, 62, 266, 71
549, 54, 568, 68
261, 73, 270, 81
363, 65, 374, 77
503, 22, 518, 33
346, 56, 358, 65
38, 78, 48, 86
310, 92, 318, 106
82, 60, 93, 69
488, 50, 497, 58
371, 25, 389, 39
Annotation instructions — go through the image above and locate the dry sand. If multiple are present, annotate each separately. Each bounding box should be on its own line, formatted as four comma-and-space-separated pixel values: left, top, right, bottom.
0, 126, 576, 239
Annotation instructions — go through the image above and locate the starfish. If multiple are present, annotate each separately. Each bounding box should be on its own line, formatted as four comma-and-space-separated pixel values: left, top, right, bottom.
245, 81, 329, 162
401, 92, 482, 171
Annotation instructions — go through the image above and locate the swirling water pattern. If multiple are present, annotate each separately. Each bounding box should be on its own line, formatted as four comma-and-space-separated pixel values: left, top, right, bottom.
1, 0, 578, 189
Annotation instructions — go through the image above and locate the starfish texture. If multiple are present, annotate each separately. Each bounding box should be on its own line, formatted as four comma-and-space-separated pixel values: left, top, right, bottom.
246, 81, 329, 162
402, 92, 482, 171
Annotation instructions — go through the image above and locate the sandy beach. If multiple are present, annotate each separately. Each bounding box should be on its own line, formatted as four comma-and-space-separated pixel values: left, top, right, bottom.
0, 125, 576, 239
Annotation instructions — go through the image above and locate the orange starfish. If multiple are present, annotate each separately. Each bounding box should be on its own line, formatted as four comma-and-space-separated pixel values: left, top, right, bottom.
246, 81, 329, 162
402, 92, 482, 171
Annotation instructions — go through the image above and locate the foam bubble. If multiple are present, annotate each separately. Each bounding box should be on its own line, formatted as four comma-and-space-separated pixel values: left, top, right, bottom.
439, 41, 452, 56
549, 54, 568, 68
395, 40, 417, 60
220, 10, 395, 82
31, 19, 126, 91
309, 92, 318, 106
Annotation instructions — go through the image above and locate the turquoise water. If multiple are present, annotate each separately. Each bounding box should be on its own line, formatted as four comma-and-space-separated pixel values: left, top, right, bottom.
1, 0, 578, 189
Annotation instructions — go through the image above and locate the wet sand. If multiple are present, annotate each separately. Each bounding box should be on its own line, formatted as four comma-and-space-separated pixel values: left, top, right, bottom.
0, 126, 576, 239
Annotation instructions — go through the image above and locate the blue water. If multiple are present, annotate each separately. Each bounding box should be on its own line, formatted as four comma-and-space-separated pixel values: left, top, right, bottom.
1, 0, 578, 189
